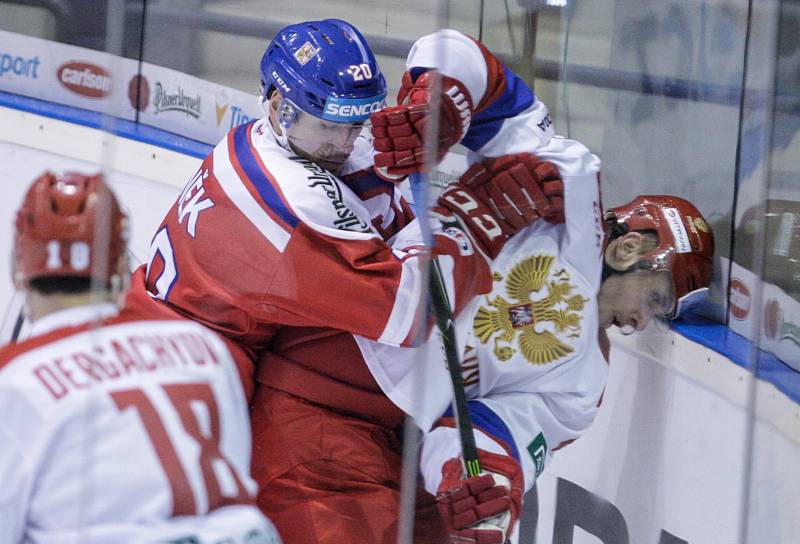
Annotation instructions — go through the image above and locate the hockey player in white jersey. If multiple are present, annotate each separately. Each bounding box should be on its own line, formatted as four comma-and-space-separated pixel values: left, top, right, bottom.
359, 180, 714, 544
405, 191, 713, 544
0, 172, 281, 544
368, 30, 716, 544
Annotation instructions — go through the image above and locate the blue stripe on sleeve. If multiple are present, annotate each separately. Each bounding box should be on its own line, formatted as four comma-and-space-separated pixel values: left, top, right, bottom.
443, 400, 520, 462
460, 65, 536, 152
232, 123, 300, 228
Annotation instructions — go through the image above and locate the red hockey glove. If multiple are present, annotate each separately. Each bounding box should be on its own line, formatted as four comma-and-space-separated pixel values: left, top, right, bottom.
433, 183, 507, 260
434, 153, 565, 259
436, 449, 524, 544
461, 153, 565, 228
371, 71, 473, 180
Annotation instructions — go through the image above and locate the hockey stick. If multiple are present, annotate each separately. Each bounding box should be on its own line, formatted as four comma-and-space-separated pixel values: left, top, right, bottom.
3, 291, 26, 344
10, 311, 24, 343
410, 172, 481, 477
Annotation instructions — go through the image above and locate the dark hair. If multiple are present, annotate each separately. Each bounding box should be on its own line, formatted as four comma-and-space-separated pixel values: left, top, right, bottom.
28, 276, 108, 295
636, 230, 659, 254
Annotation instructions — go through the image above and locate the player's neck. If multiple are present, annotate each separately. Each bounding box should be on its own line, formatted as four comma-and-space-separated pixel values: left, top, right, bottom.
268, 112, 282, 136
26, 290, 114, 322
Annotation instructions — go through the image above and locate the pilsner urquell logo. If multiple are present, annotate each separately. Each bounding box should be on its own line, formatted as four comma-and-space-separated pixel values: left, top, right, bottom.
152, 82, 201, 118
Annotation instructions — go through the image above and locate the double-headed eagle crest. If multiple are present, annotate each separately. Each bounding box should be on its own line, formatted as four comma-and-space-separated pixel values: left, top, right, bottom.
473, 255, 587, 365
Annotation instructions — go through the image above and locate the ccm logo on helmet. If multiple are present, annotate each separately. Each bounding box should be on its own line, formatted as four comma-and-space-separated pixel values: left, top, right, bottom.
271, 70, 290, 93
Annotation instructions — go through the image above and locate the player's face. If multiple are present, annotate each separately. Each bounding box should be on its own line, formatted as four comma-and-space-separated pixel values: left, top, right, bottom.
286, 112, 363, 173
598, 269, 676, 333
265, 92, 363, 173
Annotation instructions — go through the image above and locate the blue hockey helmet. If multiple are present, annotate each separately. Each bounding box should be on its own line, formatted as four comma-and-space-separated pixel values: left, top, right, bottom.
260, 19, 387, 124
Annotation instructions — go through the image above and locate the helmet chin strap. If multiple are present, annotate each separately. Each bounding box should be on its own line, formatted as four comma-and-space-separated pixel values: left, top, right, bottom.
260, 93, 292, 151
600, 261, 619, 282
265, 116, 291, 150
601, 258, 658, 282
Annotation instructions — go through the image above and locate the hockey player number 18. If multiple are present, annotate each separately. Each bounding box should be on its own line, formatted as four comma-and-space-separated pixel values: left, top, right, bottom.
111, 382, 251, 514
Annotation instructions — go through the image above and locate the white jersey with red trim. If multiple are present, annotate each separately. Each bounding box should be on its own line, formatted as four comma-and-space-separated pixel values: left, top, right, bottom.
145, 118, 491, 352
400, 29, 608, 498
404, 29, 556, 159
0, 303, 280, 544
355, 135, 608, 498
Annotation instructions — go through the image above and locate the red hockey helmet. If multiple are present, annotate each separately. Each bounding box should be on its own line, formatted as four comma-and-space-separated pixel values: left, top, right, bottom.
14, 171, 128, 287
605, 195, 715, 318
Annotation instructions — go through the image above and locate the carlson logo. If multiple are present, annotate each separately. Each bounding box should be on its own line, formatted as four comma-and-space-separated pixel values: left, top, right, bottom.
729, 279, 751, 320
58, 62, 111, 98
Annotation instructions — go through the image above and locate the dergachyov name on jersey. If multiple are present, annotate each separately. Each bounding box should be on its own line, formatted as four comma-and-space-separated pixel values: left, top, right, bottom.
322, 93, 386, 122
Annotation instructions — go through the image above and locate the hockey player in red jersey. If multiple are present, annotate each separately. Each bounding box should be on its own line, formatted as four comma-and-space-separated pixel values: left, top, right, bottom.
0, 172, 281, 543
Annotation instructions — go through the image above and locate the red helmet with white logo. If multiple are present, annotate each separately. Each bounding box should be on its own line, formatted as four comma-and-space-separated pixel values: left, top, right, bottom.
605, 195, 715, 318
14, 171, 128, 287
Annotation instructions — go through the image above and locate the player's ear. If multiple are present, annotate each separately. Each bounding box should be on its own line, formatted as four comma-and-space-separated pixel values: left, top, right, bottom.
268, 90, 282, 114
267, 90, 284, 134
606, 231, 645, 270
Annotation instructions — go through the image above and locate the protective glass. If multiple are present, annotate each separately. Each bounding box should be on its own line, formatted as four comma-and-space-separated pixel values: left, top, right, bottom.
670, 286, 710, 320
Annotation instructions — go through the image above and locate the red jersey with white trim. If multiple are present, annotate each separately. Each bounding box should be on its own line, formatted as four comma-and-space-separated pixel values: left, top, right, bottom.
0, 301, 280, 544
145, 119, 489, 350
143, 118, 491, 424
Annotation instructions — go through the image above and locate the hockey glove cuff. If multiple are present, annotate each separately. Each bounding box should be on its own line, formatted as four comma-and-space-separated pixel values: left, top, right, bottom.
436, 449, 524, 544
